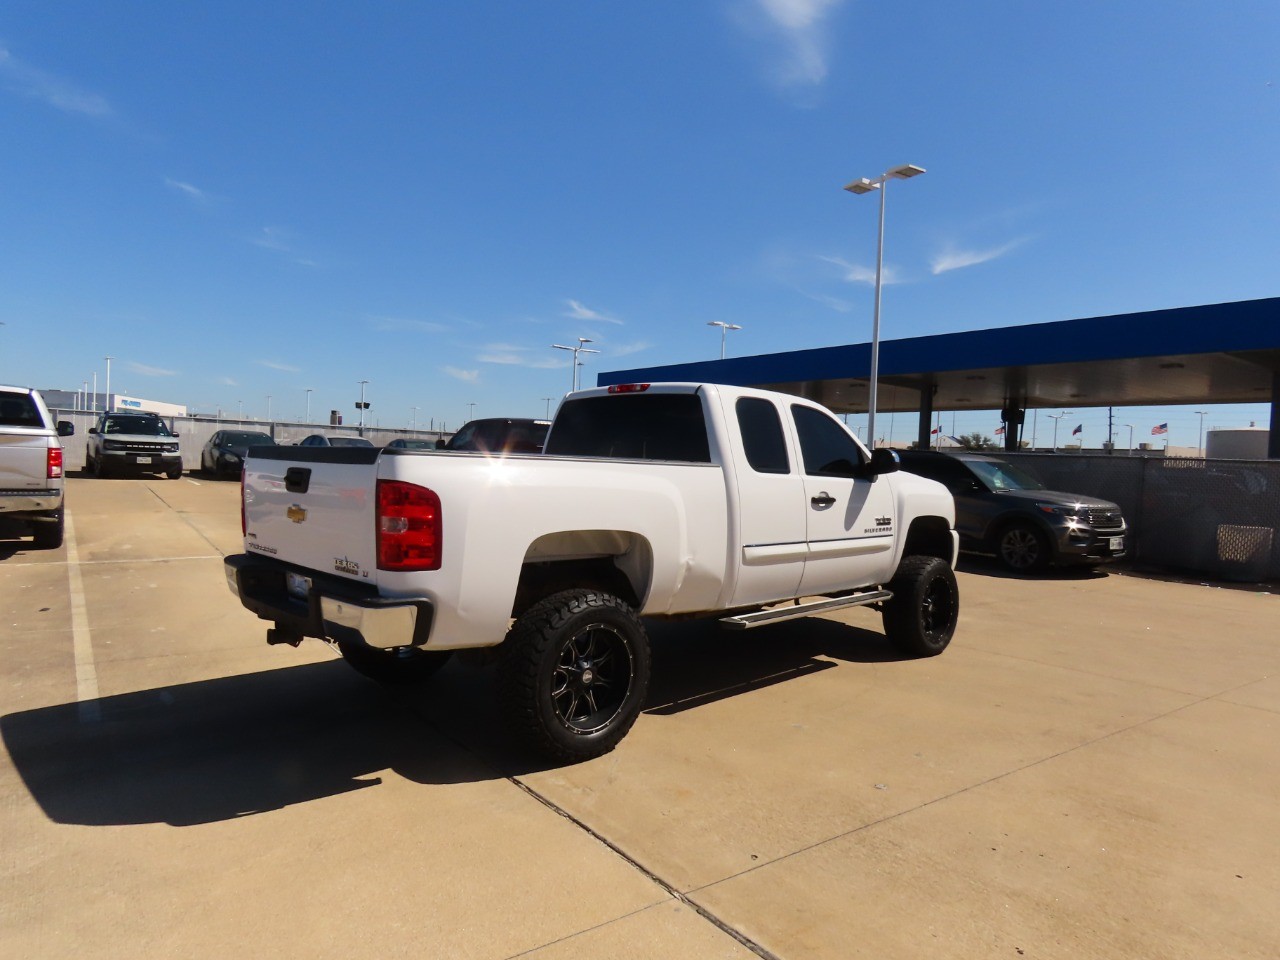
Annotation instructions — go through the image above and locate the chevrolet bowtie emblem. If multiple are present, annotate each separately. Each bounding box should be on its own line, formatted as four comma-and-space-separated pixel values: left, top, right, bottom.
287, 504, 307, 523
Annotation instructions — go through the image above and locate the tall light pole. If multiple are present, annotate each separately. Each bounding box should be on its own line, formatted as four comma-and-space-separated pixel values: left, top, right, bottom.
542, 397, 554, 419
467, 402, 476, 422
266, 395, 272, 422
843, 163, 926, 447
1046, 410, 1073, 452
104, 355, 114, 412
551, 337, 600, 391
410, 406, 418, 431
1123, 424, 1134, 455
305, 388, 313, 423
706, 321, 742, 359
1195, 410, 1208, 457
237, 399, 243, 420
357, 380, 370, 431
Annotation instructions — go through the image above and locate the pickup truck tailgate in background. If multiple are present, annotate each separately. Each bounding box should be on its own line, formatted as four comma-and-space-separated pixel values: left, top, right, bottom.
243, 448, 380, 586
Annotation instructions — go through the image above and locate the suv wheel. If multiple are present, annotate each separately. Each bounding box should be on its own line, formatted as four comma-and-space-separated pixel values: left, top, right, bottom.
997, 523, 1049, 572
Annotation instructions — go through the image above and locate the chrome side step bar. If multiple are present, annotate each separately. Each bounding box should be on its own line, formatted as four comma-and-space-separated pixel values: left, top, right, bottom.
718, 589, 892, 631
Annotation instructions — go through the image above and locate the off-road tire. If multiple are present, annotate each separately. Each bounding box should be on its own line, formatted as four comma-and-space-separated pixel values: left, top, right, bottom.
996, 523, 1050, 572
166, 465, 183, 479
32, 506, 65, 550
882, 555, 959, 658
500, 588, 650, 764
336, 641, 451, 684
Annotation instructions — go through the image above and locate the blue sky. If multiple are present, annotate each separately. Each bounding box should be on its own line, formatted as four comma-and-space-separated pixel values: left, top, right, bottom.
1, 1, 1276, 445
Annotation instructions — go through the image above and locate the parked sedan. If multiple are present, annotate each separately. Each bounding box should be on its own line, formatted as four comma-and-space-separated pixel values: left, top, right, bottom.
385, 438, 437, 450
896, 450, 1127, 572
297, 434, 375, 448
201, 430, 276, 478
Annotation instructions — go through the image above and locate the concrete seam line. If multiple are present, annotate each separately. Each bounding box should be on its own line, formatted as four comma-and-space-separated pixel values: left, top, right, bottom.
507, 777, 783, 960
1, 556, 223, 568
689, 686, 1262, 896
145, 481, 227, 557
64, 513, 101, 723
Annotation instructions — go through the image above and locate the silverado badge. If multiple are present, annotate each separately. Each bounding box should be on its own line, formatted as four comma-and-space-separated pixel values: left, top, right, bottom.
334, 557, 360, 576
287, 504, 307, 524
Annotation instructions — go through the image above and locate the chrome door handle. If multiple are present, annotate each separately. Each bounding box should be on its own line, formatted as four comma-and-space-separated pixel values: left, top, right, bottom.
811, 492, 836, 507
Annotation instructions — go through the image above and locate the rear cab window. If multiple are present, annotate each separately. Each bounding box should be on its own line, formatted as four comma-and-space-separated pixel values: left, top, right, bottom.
0, 393, 43, 429
735, 397, 790, 474
545, 393, 711, 462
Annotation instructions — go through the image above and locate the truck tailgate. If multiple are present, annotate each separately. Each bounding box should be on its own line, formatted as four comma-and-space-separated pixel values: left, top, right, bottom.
243, 447, 381, 586
0, 433, 49, 491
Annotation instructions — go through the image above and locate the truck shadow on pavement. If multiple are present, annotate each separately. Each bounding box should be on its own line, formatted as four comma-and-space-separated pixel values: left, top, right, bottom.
2, 616, 909, 826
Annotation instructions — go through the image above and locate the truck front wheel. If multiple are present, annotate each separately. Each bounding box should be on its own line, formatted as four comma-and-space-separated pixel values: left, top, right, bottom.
336, 641, 451, 684
500, 588, 651, 764
882, 555, 959, 658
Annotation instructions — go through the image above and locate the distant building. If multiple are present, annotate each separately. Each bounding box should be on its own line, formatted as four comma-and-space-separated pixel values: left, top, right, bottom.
39, 389, 187, 417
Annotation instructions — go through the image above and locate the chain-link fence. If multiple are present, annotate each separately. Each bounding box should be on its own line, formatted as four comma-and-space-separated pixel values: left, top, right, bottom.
1004, 453, 1280, 582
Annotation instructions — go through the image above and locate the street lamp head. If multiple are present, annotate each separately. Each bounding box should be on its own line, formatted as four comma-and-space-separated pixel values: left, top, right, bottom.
888, 164, 926, 179
577, 337, 594, 346
843, 177, 879, 195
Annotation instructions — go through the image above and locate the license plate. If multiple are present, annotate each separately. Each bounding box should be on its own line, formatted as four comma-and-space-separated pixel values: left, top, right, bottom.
286, 572, 312, 599
136, 456, 152, 464
1109, 536, 1124, 551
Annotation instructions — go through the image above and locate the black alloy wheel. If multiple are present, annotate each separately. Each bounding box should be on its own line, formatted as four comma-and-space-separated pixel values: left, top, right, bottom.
997, 524, 1049, 572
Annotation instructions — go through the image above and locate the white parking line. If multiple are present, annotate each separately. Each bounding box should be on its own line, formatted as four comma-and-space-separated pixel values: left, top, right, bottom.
63, 514, 102, 722
185, 477, 202, 486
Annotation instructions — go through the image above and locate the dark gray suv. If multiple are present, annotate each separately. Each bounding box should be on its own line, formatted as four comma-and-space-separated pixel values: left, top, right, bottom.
896, 450, 1127, 572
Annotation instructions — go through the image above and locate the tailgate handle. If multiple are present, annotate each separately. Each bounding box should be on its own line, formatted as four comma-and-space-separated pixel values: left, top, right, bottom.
284, 467, 311, 494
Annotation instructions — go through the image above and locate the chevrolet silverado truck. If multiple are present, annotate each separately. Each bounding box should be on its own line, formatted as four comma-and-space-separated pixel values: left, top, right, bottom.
225, 383, 960, 762
0, 385, 74, 549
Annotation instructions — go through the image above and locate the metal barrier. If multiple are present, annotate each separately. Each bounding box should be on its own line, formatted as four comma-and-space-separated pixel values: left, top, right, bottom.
1004, 453, 1280, 581
49, 410, 450, 473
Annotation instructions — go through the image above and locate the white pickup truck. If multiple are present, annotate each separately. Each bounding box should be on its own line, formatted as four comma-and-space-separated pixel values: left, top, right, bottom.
0, 385, 74, 549
226, 383, 960, 761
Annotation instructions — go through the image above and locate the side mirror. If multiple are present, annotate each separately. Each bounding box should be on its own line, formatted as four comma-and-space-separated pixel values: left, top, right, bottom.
866, 448, 900, 478
172, 432, 181, 438
57, 421, 75, 437
88, 427, 99, 435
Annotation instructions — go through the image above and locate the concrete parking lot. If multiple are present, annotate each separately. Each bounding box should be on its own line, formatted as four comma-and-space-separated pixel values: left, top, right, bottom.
2, 473, 1277, 959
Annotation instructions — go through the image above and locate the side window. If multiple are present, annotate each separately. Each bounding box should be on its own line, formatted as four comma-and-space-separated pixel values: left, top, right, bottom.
735, 397, 790, 474
791, 405, 865, 478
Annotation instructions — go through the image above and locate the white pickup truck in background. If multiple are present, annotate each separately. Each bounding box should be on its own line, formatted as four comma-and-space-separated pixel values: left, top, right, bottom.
0, 385, 74, 549
226, 383, 960, 762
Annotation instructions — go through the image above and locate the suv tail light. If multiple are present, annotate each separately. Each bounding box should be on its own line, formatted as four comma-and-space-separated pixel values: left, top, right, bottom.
47, 447, 64, 479
377, 480, 442, 571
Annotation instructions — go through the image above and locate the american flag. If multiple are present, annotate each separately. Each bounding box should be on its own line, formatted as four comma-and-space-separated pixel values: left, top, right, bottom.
1152, 422, 1168, 435
994, 426, 1005, 436
930, 426, 941, 435
1072, 424, 1083, 436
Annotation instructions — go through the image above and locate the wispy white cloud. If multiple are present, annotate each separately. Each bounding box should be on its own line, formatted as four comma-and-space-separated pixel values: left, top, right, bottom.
819, 254, 901, 286
734, 0, 844, 92
930, 238, 1026, 275
216, 376, 238, 387
800, 289, 855, 313
0, 46, 113, 117
608, 341, 651, 358
165, 178, 208, 203
478, 344, 567, 369
368, 316, 450, 334
443, 366, 479, 383
251, 226, 292, 252
128, 361, 178, 377
256, 360, 301, 373
564, 299, 623, 325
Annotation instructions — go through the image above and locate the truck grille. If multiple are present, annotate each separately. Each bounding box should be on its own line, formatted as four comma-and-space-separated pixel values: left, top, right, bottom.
115, 442, 172, 453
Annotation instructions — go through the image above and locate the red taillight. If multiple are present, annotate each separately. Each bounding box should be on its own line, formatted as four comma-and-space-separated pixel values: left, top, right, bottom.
377, 480, 442, 571
47, 447, 64, 479
607, 383, 650, 394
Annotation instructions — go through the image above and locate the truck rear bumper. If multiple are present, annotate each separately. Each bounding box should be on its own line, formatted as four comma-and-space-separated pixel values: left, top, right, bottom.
224, 553, 434, 650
